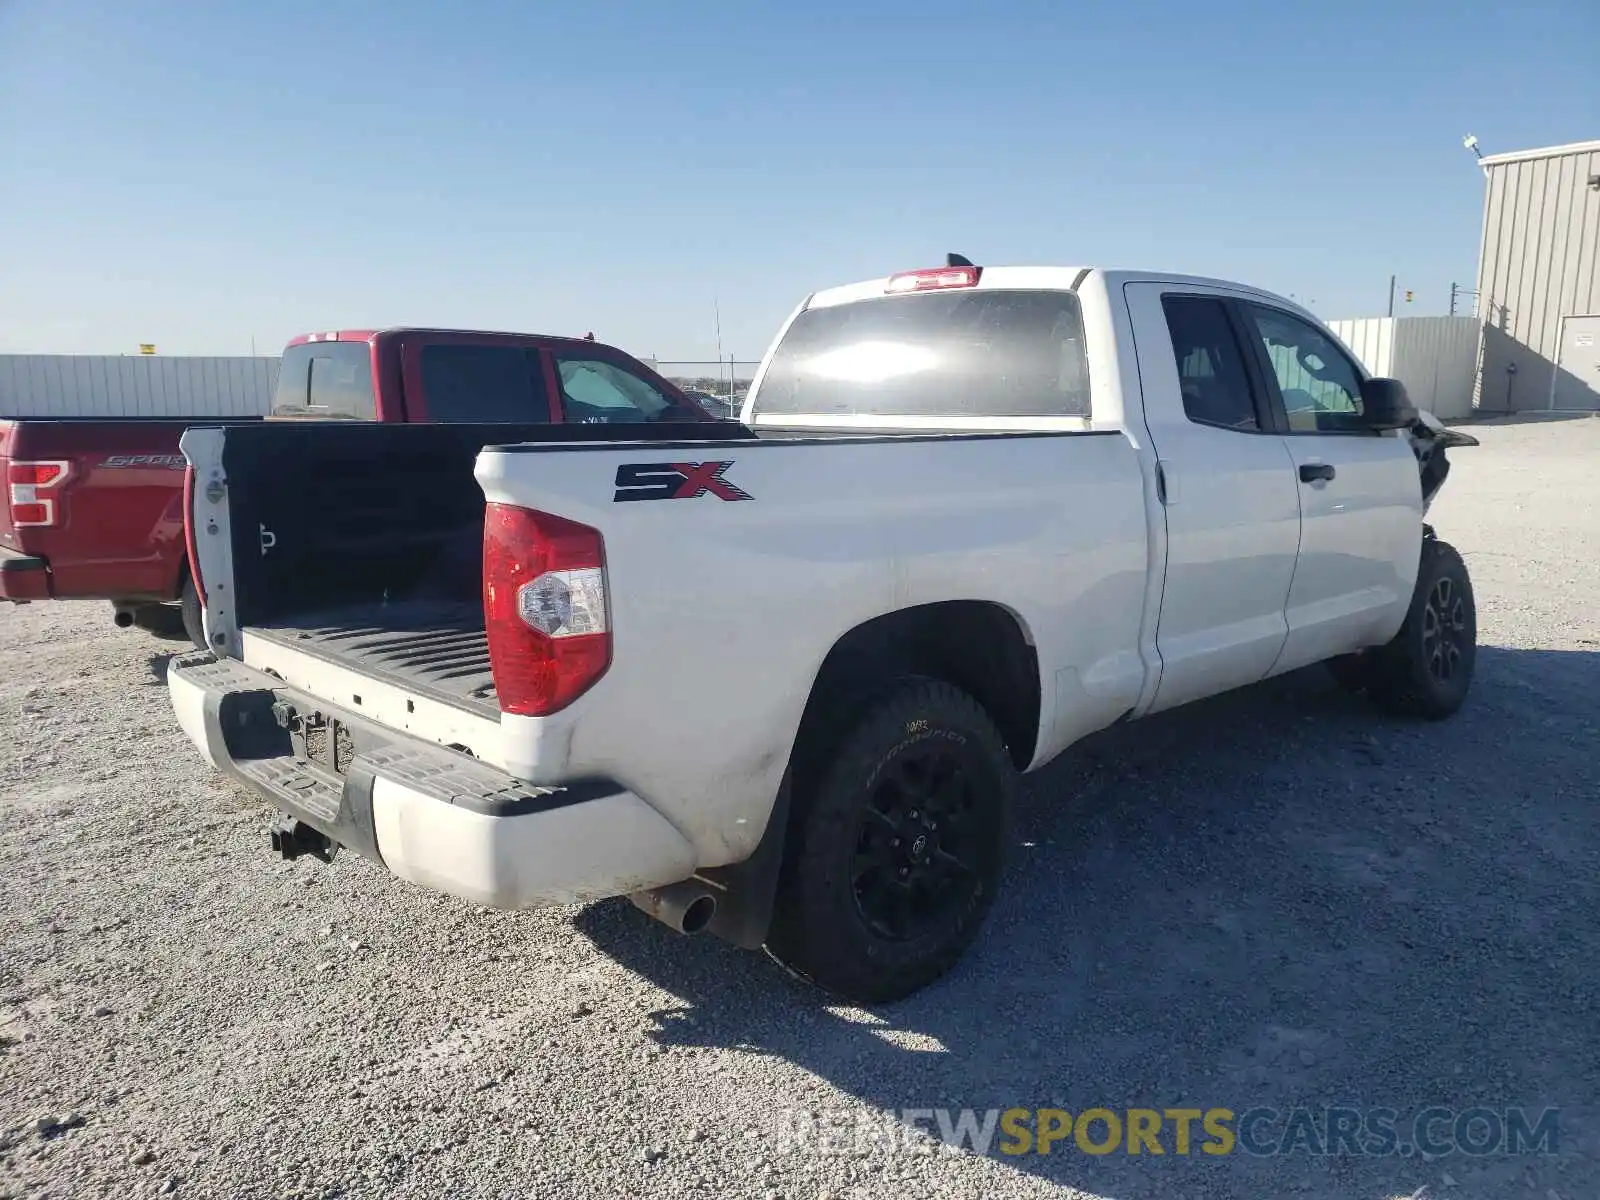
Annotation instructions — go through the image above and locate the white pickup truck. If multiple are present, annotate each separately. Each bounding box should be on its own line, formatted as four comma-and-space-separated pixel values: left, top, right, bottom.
169, 261, 1478, 1001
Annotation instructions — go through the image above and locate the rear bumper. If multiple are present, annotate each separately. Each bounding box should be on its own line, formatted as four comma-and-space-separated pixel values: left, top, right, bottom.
167, 652, 696, 908
0, 546, 51, 601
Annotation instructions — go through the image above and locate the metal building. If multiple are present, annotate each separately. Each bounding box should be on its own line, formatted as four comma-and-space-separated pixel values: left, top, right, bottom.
1328, 316, 1482, 419
0, 355, 280, 419
1473, 138, 1600, 412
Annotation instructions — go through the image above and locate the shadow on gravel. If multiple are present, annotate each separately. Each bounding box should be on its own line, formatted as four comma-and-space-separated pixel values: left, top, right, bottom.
1468, 411, 1600, 427
575, 646, 1598, 1198
146, 652, 174, 685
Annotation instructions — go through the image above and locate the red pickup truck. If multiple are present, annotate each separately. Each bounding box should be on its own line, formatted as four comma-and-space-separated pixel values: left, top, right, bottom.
1, 328, 712, 643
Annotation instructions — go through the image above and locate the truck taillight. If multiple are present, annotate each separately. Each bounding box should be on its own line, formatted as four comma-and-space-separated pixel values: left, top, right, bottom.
182, 465, 205, 604
7, 460, 70, 527
483, 504, 610, 717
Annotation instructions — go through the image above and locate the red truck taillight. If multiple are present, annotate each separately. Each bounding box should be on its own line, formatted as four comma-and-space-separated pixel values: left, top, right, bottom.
7, 460, 70, 527
483, 504, 610, 717
182, 464, 205, 604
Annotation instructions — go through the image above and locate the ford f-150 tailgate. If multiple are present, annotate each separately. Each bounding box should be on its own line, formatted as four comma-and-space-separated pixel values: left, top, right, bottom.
0, 416, 257, 603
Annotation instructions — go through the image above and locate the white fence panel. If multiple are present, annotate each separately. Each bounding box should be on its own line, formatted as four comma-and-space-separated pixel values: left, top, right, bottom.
1328, 318, 1396, 376
0, 356, 279, 418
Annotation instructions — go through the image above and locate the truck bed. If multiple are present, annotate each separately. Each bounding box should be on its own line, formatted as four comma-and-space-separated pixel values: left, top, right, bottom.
246, 600, 496, 718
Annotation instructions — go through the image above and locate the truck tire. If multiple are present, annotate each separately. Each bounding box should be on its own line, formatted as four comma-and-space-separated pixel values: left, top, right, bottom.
138, 605, 190, 641
766, 676, 1014, 1004
1364, 539, 1476, 720
180, 575, 206, 650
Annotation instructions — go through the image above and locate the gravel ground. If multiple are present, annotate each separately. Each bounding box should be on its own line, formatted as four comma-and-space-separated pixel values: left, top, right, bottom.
2, 416, 1597, 1200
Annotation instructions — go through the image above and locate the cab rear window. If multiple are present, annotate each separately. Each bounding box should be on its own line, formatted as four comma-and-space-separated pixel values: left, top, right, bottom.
755, 290, 1091, 419
272, 343, 375, 420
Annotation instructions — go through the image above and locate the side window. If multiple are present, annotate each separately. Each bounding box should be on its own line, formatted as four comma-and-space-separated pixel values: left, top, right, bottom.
420, 345, 550, 422
1160, 296, 1260, 431
270, 350, 310, 417
554, 355, 675, 423
1246, 306, 1366, 433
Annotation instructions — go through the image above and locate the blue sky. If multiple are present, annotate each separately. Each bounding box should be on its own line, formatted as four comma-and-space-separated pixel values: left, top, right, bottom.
1, 0, 1595, 363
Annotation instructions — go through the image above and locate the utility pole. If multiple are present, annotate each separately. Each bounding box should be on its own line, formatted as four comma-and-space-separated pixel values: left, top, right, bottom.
1387, 274, 1396, 318
1448, 282, 1480, 318
714, 298, 725, 398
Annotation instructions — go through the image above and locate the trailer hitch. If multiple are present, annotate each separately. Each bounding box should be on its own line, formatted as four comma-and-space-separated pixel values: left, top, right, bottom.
270, 815, 337, 864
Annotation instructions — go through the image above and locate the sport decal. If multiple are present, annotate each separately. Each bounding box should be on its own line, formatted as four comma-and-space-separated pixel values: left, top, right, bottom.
102, 454, 187, 469
612, 461, 752, 502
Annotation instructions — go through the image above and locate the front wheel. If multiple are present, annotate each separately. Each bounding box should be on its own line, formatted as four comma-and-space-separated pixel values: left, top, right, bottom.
1365, 539, 1477, 719
766, 677, 1015, 1004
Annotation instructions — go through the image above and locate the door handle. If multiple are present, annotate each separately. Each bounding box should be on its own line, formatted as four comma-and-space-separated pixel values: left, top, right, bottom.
1299, 463, 1336, 483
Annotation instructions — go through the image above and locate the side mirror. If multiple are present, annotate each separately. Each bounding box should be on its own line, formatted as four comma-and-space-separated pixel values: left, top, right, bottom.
1359, 377, 1417, 430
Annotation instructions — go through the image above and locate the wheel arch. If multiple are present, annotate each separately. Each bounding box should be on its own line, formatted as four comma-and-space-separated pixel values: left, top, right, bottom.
699, 600, 1040, 952
795, 600, 1042, 773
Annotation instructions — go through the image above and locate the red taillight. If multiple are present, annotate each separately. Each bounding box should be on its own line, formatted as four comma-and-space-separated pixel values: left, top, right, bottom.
182, 465, 205, 603
483, 504, 610, 717
7, 460, 70, 527
885, 266, 981, 294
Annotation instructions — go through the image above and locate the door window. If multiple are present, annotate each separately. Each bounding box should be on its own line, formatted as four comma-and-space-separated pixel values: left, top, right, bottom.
1246, 306, 1366, 433
420, 344, 551, 422
1160, 296, 1261, 431
553, 355, 677, 423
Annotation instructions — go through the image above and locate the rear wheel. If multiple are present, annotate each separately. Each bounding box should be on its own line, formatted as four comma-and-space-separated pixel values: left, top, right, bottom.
179, 574, 206, 650
1365, 539, 1476, 719
766, 676, 1014, 1004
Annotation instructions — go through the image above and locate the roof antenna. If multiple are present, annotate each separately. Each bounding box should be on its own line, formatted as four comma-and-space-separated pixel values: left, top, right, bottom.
946, 253, 974, 267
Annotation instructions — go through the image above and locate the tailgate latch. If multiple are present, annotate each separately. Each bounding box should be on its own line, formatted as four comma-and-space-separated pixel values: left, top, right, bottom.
271, 699, 299, 732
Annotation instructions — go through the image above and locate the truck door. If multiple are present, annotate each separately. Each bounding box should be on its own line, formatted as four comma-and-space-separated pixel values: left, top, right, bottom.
1123, 283, 1303, 713
1237, 303, 1423, 673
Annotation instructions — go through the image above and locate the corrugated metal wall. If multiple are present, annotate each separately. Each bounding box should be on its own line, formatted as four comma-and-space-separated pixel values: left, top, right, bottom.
0, 356, 280, 418
1391, 317, 1482, 420
1474, 142, 1600, 411
1327, 316, 1480, 419
1329, 317, 1396, 377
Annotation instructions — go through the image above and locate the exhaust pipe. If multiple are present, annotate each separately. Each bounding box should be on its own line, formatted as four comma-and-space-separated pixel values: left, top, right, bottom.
113, 600, 188, 640
630, 880, 718, 935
